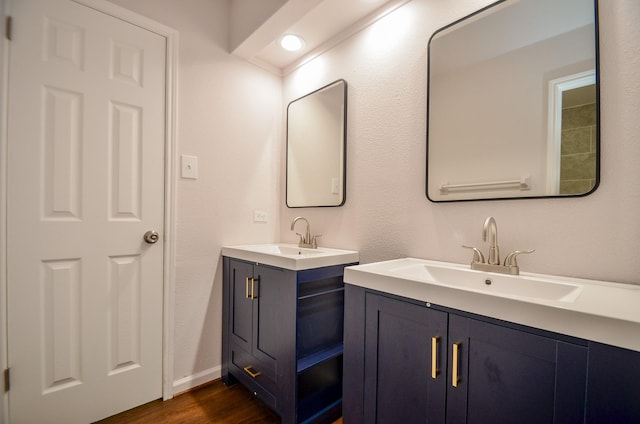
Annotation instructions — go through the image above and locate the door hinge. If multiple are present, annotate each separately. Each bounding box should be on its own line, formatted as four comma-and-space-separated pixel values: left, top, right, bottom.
5, 16, 12, 41
3, 368, 9, 392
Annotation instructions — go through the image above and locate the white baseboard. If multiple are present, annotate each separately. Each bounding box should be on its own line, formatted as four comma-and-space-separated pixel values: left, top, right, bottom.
172, 366, 221, 396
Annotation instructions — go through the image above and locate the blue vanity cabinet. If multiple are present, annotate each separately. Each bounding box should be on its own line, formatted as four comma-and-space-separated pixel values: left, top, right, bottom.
344, 286, 589, 424
222, 257, 356, 424
223, 258, 296, 413
586, 342, 640, 422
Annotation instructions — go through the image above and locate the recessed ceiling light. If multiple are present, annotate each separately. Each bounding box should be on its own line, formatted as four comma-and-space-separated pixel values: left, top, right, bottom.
279, 34, 305, 52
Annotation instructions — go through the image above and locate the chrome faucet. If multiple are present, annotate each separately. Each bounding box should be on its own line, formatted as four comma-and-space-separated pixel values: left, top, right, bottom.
463, 216, 534, 275
290, 216, 321, 248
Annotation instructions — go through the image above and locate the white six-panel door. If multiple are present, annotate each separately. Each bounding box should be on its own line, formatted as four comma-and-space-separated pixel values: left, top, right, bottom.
7, 0, 166, 422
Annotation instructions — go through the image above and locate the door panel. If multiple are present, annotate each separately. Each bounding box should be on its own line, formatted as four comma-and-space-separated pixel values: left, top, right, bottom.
108, 254, 143, 374
7, 0, 166, 422
41, 259, 82, 393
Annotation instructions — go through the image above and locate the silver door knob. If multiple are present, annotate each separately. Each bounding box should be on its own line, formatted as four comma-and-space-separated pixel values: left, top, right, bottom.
144, 230, 159, 244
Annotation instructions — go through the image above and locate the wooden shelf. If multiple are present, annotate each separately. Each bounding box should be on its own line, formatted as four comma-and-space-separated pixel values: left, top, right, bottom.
297, 343, 343, 373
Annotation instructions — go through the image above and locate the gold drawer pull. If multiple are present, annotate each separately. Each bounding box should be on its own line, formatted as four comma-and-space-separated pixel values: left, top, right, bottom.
250, 277, 258, 299
243, 366, 261, 378
431, 336, 440, 379
452, 342, 461, 387
245, 277, 259, 300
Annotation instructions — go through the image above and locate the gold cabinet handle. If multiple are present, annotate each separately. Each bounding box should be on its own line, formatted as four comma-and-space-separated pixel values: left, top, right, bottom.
245, 277, 259, 300
243, 366, 261, 378
431, 336, 440, 379
452, 342, 461, 387
250, 277, 259, 299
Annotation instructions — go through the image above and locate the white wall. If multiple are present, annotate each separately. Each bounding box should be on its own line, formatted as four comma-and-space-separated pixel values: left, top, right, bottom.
106, 0, 282, 391
280, 0, 640, 286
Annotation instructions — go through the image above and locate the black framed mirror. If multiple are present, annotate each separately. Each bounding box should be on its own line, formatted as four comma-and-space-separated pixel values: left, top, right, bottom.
427, 0, 599, 202
286, 79, 347, 207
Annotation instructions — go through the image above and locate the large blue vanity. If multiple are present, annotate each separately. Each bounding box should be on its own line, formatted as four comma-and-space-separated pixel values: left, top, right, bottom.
342, 258, 640, 423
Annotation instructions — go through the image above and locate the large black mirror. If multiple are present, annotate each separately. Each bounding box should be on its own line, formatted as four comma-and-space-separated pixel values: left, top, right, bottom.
427, 0, 599, 202
287, 79, 347, 207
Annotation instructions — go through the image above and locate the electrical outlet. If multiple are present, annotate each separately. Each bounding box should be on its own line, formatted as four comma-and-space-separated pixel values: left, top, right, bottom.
254, 210, 268, 222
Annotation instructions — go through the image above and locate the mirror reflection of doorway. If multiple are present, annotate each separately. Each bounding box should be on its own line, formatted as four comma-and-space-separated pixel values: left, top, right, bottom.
546, 70, 597, 195
560, 83, 597, 194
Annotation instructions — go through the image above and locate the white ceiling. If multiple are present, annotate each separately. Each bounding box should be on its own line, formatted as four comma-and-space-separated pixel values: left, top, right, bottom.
230, 0, 409, 75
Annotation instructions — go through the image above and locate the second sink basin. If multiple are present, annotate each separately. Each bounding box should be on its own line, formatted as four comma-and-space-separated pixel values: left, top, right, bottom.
221, 243, 359, 270
388, 261, 583, 302
244, 244, 324, 257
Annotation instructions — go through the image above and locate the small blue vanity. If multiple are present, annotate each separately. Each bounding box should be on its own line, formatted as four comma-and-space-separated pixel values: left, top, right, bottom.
343, 258, 640, 423
221, 244, 358, 424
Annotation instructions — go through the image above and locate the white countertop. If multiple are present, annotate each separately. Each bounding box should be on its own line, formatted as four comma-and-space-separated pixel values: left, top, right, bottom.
344, 258, 640, 352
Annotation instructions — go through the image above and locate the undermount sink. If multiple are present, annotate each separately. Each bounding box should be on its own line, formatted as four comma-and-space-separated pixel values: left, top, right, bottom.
388, 260, 583, 302
221, 243, 359, 270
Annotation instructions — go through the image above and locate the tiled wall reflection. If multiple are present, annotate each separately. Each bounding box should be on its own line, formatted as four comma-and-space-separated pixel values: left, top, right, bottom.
560, 102, 597, 194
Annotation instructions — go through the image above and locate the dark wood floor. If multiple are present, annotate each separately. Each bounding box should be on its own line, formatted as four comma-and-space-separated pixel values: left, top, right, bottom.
96, 380, 281, 423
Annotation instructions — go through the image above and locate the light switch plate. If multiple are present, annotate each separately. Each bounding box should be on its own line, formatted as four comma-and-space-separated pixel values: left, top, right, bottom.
181, 154, 198, 179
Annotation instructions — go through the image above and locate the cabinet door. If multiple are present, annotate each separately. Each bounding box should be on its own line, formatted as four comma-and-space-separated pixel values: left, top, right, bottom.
252, 264, 292, 364
447, 315, 587, 424
586, 342, 640, 423
364, 293, 448, 424
228, 259, 255, 353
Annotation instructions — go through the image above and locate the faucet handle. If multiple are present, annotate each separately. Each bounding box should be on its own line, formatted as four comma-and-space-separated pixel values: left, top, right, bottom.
310, 234, 322, 248
462, 245, 485, 264
504, 249, 535, 267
